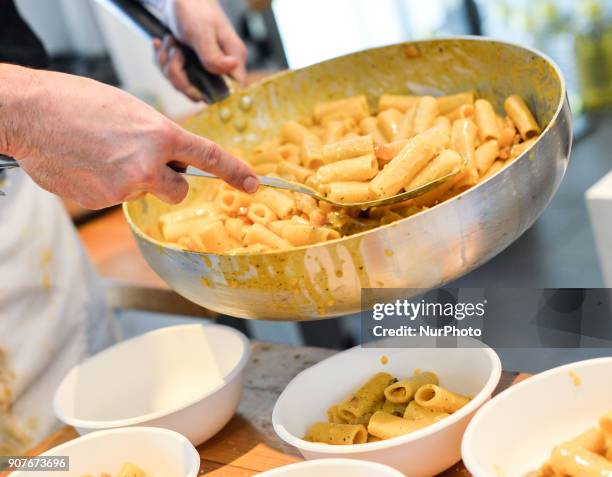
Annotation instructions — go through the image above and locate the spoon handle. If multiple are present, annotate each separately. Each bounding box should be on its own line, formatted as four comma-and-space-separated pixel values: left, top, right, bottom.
0, 155, 19, 170
181, 168, 320, 197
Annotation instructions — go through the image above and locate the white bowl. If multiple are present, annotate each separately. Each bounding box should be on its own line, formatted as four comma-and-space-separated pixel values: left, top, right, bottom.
272, 339, 501, 477
10, 427, 200, 477
257, 458, 405, 476
54, 324, 250, 445
462, 356, 612, 477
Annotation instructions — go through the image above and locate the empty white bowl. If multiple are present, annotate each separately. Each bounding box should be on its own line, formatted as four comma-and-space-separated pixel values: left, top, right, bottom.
10, 427, 200, 477
257, 458, 405, 476
462, 356, 612, 477
272, 339, 501, 477
54, 324, 250, 445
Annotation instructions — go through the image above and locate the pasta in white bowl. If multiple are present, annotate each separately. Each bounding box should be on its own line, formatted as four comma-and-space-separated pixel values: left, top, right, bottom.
272, 339, 501, 477
9, 428, 199, 477
462, 357, 612, 477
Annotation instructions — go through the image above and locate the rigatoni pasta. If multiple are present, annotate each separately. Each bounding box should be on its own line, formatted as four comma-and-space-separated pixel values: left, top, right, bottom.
414, 384, 471, 413
84, 462, 151, 477
321, 134, 374, 163
304, 369, 470, 445
359, 116, 387, 145
314, 94, 369, 124
337, 372, 394, 424
316, 154, 378, 183
504, 94, 541, 140
367, 411, 444, 440
327, 181, 375, 203
403, 400, 449, 421
474, 99, 501, 141
156, 89, 541, 254
412, 96, 439, 134
408, 149, 464, 190
377, 108, 404, 142
437, 90, 475, 115
369, 135, 437, 198
244, 223, 291, 249
475, 139, 500, 175
451, 118, 479, 189
304, 422, 368, 445
378, 93, 419, 113
526, 412, 612, 477
383, 371, 438, 403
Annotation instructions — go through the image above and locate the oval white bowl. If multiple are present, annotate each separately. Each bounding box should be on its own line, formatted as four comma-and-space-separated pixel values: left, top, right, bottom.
54, 324, 250, 445
10, 427, 200, 477
272, 339, 501, 477
462, 357, 612, 477
257, 458, 405, 476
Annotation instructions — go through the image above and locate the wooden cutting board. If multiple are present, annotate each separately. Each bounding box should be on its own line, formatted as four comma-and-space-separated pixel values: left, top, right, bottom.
10, 343, 530, 476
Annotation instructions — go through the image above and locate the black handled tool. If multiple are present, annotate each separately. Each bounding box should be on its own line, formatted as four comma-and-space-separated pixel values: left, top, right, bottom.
0, 155, 19, 196
0, 155, 18, 169
107, 0, 231, 104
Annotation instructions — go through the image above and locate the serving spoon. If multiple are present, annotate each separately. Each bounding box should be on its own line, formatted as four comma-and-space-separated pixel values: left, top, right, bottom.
182, 166, 464, 208
0, 154, 464, 207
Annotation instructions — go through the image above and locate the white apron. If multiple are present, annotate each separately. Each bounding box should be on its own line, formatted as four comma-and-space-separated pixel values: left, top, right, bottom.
0, 169, 115, 454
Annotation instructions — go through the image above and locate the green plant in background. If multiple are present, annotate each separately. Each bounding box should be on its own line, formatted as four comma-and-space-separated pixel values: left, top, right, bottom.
527, 0, 573, 36
483, 0, 612, 113
575, 0, 612, 110
525, 0, 585, 113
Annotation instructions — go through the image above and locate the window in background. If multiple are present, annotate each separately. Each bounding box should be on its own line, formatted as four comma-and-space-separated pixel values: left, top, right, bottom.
272, 0, 467, 69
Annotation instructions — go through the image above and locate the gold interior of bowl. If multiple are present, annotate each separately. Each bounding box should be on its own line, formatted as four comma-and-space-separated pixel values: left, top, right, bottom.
125, 37, 564, 252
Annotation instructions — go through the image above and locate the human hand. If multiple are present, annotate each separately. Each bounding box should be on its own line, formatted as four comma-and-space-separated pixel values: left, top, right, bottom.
0, 65, 258, 209
154, 0, 247, 101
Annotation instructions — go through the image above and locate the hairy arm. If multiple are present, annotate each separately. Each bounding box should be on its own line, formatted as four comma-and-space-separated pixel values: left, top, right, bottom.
0, 64, 36, 157
0, 63, 257, 208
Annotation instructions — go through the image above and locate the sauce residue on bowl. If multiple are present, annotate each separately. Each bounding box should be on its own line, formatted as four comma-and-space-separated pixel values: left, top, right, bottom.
569, 370, 582, 387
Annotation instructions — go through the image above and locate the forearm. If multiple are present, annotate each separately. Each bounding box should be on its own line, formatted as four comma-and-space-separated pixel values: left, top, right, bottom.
0, 63, 40, 158
0, 61, 257, 207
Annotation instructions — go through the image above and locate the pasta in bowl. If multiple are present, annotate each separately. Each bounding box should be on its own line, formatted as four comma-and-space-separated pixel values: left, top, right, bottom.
304, 370, 471, 445
124, 37, 570, 320
272, 341, 501, 477
9, 427, 200, 477
462, 357, 612, 477
81, 463, 150, 477
525, 412, 612, 476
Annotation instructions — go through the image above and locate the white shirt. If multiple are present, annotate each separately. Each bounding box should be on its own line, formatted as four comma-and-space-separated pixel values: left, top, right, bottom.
0, 169, 116, 454
142, 0, 181, 39
0, 0, 177, 454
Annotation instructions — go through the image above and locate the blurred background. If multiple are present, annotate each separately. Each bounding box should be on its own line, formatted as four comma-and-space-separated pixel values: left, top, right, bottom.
19, 0, 612, 116
13, 0, 612, 371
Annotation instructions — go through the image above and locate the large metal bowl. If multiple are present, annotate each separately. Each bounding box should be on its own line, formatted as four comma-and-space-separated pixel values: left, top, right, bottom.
124, 37, 572, 320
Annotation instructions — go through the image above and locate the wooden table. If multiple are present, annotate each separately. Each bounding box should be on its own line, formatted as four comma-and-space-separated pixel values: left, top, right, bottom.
78, 208, 165, 289
20, 343, 528, 476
